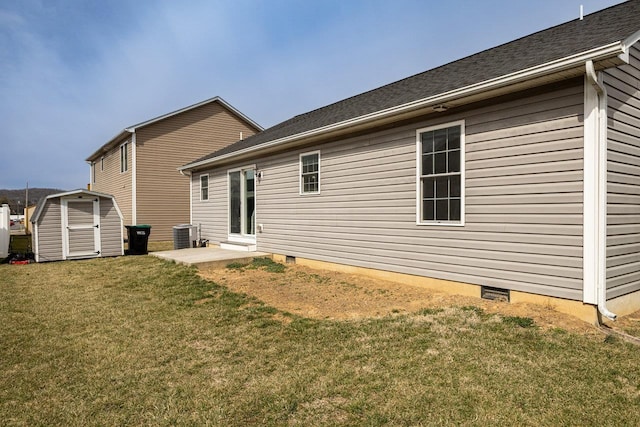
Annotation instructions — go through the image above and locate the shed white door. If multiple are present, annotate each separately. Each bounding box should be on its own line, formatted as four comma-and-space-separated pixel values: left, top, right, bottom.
62, 198, 101, 259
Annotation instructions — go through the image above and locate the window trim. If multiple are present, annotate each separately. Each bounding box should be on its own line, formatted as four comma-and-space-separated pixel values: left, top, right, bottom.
120, 142, 128, 173
100, 157, 104, 171
200, 173, 209, 201
299, 150, 321, 195
416, 120, 465, 226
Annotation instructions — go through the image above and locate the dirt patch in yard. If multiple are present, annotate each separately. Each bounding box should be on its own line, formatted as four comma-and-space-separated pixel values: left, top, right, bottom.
197, 261, 620, 335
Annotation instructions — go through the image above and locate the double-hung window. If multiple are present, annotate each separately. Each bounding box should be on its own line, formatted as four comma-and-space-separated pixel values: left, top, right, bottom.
200, 174, 209, 201
300, 151, 320, 194
120, 142, 128, 173
417, 121, 464, 224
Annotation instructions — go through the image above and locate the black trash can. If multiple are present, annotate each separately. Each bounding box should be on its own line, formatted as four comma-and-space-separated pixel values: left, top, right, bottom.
126, 225, 151, 255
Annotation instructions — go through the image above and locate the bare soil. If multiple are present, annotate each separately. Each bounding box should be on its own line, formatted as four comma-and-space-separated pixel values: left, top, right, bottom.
198, 262, 626, 335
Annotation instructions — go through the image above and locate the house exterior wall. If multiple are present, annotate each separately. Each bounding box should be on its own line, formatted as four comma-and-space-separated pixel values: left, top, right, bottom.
99, 197, 124, 257
129, 101, 259, 241
193, 81, 586, 301
192, 168, 228, 243
90, 136, 133, 226
33, 198, 63, 262
605, 43, 640, 299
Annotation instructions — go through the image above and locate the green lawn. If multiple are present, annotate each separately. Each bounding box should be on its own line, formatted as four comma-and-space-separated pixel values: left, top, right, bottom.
1, 256, 639, 426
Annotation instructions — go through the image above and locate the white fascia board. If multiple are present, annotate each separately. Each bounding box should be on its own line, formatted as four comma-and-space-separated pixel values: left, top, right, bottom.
620, 29, 640, 63
180, 41, 625, 172
86, 130, 132, 162
88, 97, 263, 163
125, 96, 263, 132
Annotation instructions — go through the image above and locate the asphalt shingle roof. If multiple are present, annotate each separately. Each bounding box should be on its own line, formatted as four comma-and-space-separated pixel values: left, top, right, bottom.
190, 0, 640, 166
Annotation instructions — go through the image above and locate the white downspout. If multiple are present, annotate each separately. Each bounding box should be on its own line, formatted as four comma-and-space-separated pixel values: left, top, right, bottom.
586, 60, 616, 321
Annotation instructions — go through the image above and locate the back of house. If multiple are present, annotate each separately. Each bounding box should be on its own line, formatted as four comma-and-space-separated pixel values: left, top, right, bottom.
181, 1, 640, 323
86, 97, 262, 241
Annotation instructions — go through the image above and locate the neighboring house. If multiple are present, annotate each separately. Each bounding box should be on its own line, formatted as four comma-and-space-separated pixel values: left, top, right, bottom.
180, 1, 640, 323
86, 97, 262, 241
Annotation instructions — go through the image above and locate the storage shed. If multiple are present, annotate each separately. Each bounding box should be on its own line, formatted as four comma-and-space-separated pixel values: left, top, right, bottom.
31, 189, 124, 262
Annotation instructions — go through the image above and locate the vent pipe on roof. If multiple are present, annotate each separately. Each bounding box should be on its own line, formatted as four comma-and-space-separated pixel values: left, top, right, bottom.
580, 5, 584, 20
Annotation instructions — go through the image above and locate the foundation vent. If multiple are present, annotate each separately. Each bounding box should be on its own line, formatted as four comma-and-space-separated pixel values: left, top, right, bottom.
285, 255, 296, 264
481, 286, 510, 302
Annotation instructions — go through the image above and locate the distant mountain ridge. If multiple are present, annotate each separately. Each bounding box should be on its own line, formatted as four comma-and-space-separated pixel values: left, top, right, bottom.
0, 188, 66, 213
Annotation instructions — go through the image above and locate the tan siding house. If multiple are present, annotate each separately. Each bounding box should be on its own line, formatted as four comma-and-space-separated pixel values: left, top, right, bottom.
182, 2, 640, 323
86, 97, 261, 241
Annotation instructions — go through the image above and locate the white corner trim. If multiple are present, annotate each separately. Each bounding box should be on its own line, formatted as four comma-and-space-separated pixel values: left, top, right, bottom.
189, 175, 193, 224
131, 133, 137, 225
60, 201, 68, 260
33, 222, 39, 262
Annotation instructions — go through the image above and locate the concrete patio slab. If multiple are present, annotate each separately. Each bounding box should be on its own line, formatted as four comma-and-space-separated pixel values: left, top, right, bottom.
150, 246, 270, 269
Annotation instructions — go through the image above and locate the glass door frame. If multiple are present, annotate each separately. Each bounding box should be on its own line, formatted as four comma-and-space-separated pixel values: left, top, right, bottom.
227, 165, 256, 244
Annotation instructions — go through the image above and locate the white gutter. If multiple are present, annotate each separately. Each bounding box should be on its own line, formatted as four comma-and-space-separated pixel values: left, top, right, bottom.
585, 59, 616, 321
180, 41, 626, 172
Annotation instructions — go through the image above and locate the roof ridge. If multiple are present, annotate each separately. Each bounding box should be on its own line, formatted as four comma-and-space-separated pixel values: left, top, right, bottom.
182, 0, 640, 170
290, 1, 631, 120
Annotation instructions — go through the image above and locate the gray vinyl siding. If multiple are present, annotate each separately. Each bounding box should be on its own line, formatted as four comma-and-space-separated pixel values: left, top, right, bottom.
192, 169, 229, 243
34, 199, 63, 262
135, 102, 260, 241
193, 82, 585, 300
100, 198, 124, 257
605, 43, 640, 299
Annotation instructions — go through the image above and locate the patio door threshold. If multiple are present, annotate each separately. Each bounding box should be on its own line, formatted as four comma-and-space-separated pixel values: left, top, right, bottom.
220, 240, 257, 252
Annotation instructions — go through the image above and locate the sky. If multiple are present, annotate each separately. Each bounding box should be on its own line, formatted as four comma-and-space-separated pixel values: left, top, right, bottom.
0, 0, 625, 190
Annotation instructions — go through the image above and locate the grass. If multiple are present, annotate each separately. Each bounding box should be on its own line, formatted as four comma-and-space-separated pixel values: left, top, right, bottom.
226, 257, 286, 273
2, 257, 640, 426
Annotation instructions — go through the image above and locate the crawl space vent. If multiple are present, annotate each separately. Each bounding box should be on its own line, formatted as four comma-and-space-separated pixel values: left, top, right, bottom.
481, 286, 510, 302
285, 255, 296, 264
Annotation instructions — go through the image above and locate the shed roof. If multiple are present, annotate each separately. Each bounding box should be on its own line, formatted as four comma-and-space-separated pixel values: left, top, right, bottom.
31, 189, 122, 224
182, 0, 640, 171
86, 96, 263, 162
